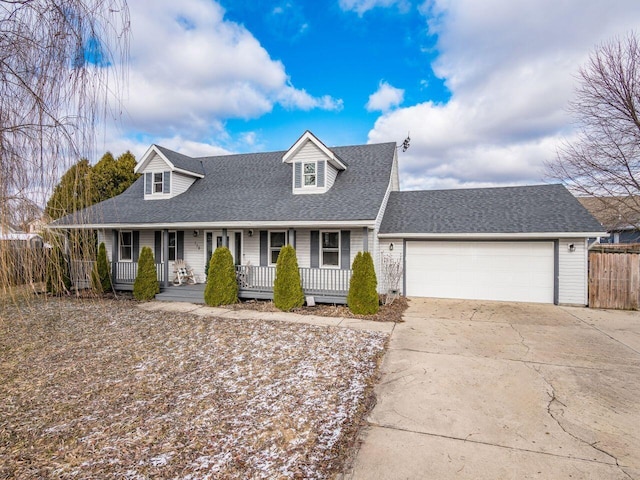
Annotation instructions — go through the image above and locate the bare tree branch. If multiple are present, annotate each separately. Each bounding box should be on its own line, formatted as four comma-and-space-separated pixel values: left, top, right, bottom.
547, 32, 640, 228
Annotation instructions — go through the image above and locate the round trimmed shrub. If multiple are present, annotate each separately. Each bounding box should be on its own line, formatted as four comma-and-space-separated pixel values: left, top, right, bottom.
347, 251, 379, 315
273, 244, 304, 311
91, 242, 112, 293
133, 246, 159, 300
204, 246, 238, 306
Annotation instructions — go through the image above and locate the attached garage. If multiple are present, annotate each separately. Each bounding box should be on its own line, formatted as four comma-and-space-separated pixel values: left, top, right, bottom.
405, 241, 555, 303
378, 185, 607, 306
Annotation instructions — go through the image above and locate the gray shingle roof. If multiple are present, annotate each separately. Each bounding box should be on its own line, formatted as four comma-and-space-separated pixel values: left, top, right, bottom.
54, 142, 397, 226
380, 184, 605, 234
154, 145, 205, 176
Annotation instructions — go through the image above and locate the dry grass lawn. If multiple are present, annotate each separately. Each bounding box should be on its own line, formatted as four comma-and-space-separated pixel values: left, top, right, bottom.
0, 297, 388, 479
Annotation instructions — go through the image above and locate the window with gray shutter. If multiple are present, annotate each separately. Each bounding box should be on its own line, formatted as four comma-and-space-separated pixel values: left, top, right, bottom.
154, 231, 162, 262
145, 173, 152, 194
163, 171, 171, 193
294, 163, 301, 188
310, 231, 319, 268
340, 230, 350, 269
260, 231, 268, 266
317, 161, 325, 187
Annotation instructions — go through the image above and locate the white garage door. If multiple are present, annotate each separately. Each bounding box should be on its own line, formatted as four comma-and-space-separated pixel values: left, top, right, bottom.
406, 241, 555, 304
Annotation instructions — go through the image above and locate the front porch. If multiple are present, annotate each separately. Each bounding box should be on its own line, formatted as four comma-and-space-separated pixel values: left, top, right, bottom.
112, 263, 352, 304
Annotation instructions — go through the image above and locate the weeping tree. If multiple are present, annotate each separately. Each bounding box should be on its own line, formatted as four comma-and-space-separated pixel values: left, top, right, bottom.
547, 33, 640, 227
0, 0, 129, 292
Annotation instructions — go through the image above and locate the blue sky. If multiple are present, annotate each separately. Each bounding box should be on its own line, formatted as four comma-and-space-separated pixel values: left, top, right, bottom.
102, 0, 640, 190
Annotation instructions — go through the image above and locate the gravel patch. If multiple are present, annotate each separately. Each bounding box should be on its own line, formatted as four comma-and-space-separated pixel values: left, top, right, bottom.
0, 297, 388, 479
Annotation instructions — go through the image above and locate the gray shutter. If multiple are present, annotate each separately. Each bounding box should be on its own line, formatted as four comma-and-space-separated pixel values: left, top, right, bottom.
294, 163, 301, 188
164, 171, 171, 193
133, 231, 140, 262
154, 231, 162, 263
112, 230, 119, 261
260, 231, 268, 266
145, 173, 152, 194
310, 230, 319, 268
317, 161, 325, 188
177, 231, 184, 259
340, 230, 350, 270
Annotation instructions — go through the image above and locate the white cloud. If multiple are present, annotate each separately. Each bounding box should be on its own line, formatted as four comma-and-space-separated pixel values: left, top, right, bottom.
109, 0, 340, 143
339, 0, 409, 15
366, 81, 405, 112
369, 0, 640, 190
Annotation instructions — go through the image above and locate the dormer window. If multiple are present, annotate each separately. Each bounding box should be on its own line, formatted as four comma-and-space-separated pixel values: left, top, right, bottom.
283, 131, 347, 195
144, 171, 171, 197
154, 173, 164, 193
303, 162, 316, 187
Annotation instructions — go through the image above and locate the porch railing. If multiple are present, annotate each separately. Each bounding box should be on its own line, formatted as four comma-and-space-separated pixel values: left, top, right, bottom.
112, 262, 165, 284
70, 260, 95, 289
235, 265, 352, 298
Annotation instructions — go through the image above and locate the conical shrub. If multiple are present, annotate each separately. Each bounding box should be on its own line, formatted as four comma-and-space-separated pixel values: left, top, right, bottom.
91, 242, 112, 293
347, 251, 379, 315
204, 246, 238, 306
133, 246, 159, 300
273, 244, 304, 311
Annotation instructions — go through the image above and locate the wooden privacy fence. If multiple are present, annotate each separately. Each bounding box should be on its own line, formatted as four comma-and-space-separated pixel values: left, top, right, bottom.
589, 251, 640, 310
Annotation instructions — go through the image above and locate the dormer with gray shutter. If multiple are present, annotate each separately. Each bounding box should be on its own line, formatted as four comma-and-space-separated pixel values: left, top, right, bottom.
283, 131, 347, 195
135, 145, 205, 200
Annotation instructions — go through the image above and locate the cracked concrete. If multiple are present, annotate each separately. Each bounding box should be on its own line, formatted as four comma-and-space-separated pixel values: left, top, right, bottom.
346, 298, 640, 479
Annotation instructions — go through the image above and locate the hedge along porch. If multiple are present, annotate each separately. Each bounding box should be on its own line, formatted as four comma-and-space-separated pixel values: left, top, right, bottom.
99, 225, 373, 303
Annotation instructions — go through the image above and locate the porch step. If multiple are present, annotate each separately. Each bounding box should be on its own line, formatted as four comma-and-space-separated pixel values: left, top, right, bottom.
156, 284, 205, 303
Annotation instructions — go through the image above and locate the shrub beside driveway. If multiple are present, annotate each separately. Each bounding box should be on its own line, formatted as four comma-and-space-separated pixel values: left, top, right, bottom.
0, 297, 388, 479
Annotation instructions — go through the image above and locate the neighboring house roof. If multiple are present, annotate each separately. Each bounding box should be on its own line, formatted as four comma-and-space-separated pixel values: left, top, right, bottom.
379, 184, 605, 236
577, 196, 640, 231
53, 142, 397, 227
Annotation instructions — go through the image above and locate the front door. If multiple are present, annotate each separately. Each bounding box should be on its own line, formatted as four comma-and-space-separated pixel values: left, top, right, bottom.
205, 231, 242, 267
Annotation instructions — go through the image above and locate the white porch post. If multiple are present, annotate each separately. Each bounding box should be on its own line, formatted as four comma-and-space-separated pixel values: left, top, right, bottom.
222, 228, 228, 247
288, 228, 296, 249
163, 229, 169, 288
111, 230, 118, 283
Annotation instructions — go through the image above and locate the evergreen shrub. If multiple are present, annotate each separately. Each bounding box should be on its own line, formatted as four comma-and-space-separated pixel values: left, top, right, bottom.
133, 247, 159, 300
347, 251, 379, 315
204, 247, 238, 306
273, 244, 304, 311
91, 242, 112, 293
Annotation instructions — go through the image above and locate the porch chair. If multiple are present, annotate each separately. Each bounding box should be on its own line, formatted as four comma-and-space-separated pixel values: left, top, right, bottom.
236, 260, 251, 288
173, 260, 196, 286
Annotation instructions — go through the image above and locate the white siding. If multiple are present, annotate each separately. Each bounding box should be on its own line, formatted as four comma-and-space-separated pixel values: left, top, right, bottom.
142, 153, 197, 200
377, 239, 404, 294
291, 140, 339, 194
371, 155, 397, 290
98, 230, 112, 261
240, 228, 365, 270
146, 153, 170, 172
171, 172, 197, 197
294, 141, 325, 162
558, 238, 588, 306
326, 163, 339, 189
243, 231, 261, 266
182, 230, 206, 282
295, 230, 311, 267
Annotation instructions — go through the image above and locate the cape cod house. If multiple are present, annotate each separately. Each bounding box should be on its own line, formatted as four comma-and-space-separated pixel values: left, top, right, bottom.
52, 131, 605, 305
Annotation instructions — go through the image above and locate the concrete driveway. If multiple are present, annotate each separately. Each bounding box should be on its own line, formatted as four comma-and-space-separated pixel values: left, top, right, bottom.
347, 298, 640, 479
